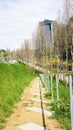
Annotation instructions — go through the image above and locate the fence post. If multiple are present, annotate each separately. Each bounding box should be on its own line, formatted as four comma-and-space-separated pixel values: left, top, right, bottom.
50, 73, 54, 102
69, 75, 73, 130
56, 74, 60, 108
45, 74, 48, 91
48, 74, 51, 92
45, 74, 50, 92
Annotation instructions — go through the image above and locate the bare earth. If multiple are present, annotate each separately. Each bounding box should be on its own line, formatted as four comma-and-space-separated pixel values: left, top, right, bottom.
3, 77, 65, 130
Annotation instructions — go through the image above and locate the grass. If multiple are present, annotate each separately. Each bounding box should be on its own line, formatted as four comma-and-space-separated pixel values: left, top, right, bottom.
44, 77, 71, 130
0, 62, 38, 129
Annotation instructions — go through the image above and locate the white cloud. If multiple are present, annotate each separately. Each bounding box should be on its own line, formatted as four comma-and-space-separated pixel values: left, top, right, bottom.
0, 0, 64, 50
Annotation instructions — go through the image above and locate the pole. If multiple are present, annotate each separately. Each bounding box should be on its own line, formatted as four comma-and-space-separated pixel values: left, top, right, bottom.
56, 74, 60, 108
69, 75, 73, 130
71, 45, 73, 71
48, 74, 51, 92
38, 77, 46, 130
50, 73, 54, 102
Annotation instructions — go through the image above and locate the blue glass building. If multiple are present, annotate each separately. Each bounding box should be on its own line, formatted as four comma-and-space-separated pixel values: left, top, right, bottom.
39, 19, 57, 47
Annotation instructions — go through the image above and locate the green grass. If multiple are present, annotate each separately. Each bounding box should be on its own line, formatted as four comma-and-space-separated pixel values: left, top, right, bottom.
45, 77, 71, 130
0, 62, 37, 129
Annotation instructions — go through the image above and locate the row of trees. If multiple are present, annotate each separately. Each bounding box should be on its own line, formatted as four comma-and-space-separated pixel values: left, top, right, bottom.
31, 0, 73, 71
55, 0, 73, 71
11, 0, 73, 72
11, 40, 31, 63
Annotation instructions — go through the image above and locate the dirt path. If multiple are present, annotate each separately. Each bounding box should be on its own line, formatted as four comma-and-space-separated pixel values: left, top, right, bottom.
3, 77, 64, 130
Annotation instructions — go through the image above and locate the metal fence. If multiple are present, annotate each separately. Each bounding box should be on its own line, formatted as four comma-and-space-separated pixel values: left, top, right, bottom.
40, 73, 73, 130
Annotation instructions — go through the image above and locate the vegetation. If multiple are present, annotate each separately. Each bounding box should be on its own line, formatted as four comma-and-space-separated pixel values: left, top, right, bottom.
0, 0, 72, 128
45, 77, 71, 130
0, 62, 37, 129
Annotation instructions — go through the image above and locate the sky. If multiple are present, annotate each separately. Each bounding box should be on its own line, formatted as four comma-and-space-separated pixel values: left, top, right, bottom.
0, 0, 64, 50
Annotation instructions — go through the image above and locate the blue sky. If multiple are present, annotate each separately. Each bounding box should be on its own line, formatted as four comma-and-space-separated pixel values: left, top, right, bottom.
0, 0, 64, 50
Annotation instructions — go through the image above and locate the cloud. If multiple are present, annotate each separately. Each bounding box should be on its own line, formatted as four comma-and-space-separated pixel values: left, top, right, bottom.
0, 0, 64, 50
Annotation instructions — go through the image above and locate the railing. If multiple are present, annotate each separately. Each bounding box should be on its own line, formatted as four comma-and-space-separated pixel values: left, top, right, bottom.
40, 73, 73, 130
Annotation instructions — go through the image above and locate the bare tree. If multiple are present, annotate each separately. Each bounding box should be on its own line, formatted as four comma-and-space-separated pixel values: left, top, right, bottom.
54, 0, 73, 71
24, 40, 30, 64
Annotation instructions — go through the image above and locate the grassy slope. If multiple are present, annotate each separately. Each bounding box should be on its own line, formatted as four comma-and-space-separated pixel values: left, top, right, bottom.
0, 63, 37, 129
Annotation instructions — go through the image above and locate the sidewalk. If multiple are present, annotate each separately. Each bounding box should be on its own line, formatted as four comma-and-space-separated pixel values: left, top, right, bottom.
3, 77, 64, 130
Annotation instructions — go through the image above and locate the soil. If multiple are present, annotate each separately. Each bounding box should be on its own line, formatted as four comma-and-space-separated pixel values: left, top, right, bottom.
3, 77, 65, 130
